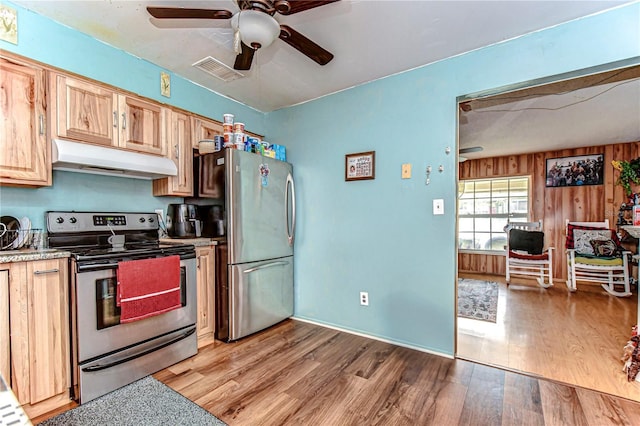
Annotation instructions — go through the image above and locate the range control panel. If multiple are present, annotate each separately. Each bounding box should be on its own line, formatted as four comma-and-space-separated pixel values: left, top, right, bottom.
47, 211, 159, 234
93, 215, 127, 226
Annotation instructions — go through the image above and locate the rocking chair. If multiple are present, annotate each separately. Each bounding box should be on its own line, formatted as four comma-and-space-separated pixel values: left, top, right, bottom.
505, 221, 554, 288
565, 219, 632, 297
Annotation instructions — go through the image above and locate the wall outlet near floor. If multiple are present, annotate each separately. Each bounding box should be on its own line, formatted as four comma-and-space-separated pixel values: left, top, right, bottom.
360, 291, 369, 306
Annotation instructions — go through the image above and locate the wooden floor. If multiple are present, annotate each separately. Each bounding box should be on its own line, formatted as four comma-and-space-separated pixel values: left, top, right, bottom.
457, 273, 640, 402
148, 319, 640, 425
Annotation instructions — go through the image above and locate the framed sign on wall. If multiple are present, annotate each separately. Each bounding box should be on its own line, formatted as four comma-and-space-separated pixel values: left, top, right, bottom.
345, 151, 375, 181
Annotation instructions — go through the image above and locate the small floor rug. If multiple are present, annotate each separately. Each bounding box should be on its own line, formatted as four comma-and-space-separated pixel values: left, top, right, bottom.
38, 376, 226, 426
458, 278, 499, 323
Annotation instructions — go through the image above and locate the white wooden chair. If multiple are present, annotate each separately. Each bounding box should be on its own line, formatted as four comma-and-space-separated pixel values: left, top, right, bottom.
505, 221, 554, 288
565, 219, 632, 297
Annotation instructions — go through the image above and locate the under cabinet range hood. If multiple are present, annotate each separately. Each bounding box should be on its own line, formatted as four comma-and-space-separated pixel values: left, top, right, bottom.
52, 139, 178, 180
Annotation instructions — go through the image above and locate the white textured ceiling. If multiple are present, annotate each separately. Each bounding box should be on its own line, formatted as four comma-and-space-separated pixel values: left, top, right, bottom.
12, 0, 639, 157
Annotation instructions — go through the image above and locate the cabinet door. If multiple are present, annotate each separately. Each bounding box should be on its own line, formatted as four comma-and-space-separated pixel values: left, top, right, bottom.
196, 246, 215, 346
0, 269, 9, 383
153, 110, 193, 196
0, 55, 50, 187
118, 95, 165, 155
26, 259, 69, 404
53, 74, 118, 147
193, 117, 223, 149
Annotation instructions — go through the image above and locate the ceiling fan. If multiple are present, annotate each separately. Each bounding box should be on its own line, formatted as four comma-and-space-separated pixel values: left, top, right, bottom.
458, 146, 483, 163
147, 0, 338, 70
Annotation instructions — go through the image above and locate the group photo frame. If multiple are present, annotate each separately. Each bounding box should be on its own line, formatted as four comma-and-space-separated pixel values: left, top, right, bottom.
545, 153, 604, 188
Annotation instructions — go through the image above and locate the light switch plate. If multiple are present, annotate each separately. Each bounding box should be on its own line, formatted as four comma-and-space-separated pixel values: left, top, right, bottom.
433, 199, 444, 215
402, 163, 412, 179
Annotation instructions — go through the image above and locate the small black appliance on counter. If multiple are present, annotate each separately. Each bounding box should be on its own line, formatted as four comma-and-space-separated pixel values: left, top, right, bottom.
166, 203, 201, 238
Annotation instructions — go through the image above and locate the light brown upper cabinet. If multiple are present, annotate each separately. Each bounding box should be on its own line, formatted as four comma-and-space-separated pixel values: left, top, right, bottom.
193, 117, 224, 149
0, 54, 51, 187
153, 109, 193, 196
51, 73, 166, 156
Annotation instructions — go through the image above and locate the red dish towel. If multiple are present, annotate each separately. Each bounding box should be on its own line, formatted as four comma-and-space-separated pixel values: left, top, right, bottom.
116, 255, 182, 324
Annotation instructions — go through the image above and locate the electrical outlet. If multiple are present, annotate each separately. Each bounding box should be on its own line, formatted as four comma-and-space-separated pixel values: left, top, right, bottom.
360, 291, 369, 306
155, 208, 165, 223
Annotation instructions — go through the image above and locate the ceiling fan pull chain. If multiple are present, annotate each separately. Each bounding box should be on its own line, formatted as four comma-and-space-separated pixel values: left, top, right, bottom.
233, 12, 242, 55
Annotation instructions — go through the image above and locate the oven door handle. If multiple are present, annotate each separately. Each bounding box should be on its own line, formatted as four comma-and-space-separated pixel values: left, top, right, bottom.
81, 327, 196, 372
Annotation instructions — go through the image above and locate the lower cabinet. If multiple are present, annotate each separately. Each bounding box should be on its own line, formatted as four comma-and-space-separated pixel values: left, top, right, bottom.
8, 258, 70, 418
196, 246, 215, 347
1, 269, 9, 382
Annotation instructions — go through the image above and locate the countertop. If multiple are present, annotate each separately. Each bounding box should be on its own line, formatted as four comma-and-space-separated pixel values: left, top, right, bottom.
0, 248, 71, 264
160, 237, 226, 247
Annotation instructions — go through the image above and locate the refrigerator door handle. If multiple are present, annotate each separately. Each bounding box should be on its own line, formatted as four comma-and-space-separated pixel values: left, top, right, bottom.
243, 260, 289, 274
286, 173, 296, 246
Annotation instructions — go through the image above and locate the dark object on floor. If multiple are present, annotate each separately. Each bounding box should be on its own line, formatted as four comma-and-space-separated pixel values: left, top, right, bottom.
38, 376, 226, 426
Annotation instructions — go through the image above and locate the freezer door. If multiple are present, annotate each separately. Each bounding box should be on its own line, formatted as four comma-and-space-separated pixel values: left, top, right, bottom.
227, 150, 295, 264
229, 256, 293, 340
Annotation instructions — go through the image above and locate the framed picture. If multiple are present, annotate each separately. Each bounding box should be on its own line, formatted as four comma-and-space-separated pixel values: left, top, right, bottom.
345, 151, 375, 181
545, 153, 604, 187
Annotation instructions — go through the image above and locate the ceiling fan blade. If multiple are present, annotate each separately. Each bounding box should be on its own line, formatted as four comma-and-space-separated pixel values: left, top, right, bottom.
276, 0, 340, 15
459, 146, 483, 154
279, 25, 333, 66
234, 42, 255, 70
146, 7, 233, 20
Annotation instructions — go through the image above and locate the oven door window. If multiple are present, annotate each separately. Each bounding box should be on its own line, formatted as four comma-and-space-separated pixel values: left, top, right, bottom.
96, 266, 187, 330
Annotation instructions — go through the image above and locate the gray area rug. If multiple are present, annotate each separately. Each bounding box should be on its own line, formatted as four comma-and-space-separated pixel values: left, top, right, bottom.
458, 278, 499, 323
38, 376, 226, 426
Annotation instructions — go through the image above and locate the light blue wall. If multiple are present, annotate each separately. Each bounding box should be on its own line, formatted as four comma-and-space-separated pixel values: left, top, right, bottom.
2, 1, 639, 355
0, 172, 180, 230
0, 1, 265, 228
265, 3, 640, 355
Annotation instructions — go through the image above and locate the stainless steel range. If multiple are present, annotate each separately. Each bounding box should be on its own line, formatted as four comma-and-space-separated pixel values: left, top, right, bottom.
46, 211, 197, 404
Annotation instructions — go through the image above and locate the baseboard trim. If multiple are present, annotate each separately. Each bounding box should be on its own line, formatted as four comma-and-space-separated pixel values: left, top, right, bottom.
291, 316, 453, 359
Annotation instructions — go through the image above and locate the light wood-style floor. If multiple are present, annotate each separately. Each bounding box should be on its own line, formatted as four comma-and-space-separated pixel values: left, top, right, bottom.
158, 320, 640, 425
33, 319, 640, 425
458, 273, 640, 402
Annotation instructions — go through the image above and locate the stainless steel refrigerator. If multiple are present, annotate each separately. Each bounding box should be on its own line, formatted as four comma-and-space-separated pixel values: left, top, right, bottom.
206, 149, 296, 341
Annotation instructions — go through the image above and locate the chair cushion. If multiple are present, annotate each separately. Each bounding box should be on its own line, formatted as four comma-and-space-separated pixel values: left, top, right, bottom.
565, 223, 620, 250
589, 239, 619, 257
509, 228, 544, 255
574, 255, 624, 266
508, 250, 549, 261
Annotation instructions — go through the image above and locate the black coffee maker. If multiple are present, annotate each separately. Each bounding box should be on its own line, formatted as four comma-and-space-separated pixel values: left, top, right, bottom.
166, 204, 201, 238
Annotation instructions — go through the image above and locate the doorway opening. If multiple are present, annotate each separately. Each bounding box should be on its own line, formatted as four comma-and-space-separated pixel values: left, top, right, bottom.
455, 60, 640, 401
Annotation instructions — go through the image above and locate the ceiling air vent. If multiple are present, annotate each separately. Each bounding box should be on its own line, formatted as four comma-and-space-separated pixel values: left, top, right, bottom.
192, 56, 244, 82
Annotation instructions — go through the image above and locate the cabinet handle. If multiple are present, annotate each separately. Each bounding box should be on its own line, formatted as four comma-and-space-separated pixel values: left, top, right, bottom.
122, 113, 126, 130
113, 112, 118, 128
174, 143, 179, 160
34, 268, 60, 275
39, 114, 44, 135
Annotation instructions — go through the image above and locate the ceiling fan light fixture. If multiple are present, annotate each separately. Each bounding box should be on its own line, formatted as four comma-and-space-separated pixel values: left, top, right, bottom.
231, 10, 280, 50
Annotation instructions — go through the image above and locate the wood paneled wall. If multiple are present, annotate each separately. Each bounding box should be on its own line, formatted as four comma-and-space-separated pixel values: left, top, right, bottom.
458, 141, 640, 283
